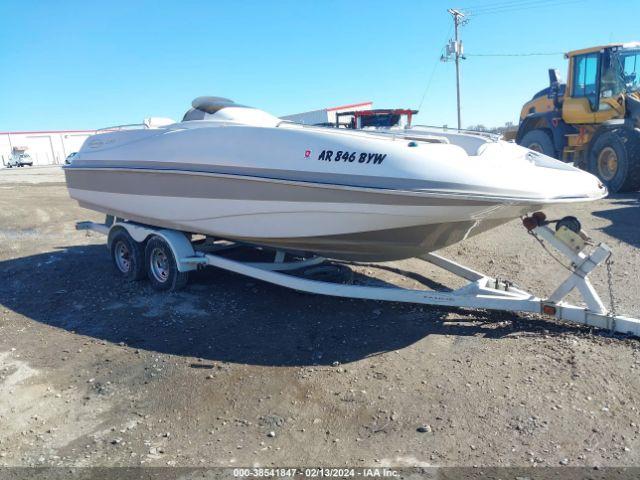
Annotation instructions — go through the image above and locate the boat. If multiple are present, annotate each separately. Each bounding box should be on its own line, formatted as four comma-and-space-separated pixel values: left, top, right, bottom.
64, 97, 607, 261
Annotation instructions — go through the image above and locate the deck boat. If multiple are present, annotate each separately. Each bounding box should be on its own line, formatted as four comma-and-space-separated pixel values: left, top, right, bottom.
64, 97, 607, 261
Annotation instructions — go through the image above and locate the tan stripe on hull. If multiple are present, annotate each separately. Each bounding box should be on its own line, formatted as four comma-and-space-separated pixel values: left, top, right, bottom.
65, 168, 498, 207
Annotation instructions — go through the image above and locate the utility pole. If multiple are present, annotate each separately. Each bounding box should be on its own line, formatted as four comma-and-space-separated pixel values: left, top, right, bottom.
441, 9, 466, 130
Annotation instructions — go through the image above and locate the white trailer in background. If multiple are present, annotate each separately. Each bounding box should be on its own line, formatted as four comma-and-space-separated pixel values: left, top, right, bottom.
77, 212, 640, 337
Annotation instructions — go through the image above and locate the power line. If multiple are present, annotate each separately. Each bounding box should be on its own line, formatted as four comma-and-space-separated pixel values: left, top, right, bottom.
472, 1, 584, 17
460, 0, 541, 10
461, 0, 584, 16
462, 0, 575, 12
416, 55, 442, 112
464, 0, 557, 13
466, 51, 565, 57
417, 24, 453, 112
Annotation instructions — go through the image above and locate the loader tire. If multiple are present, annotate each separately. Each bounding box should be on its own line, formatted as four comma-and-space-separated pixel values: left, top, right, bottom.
520, 129, 555, 157
588, 130, 640, 193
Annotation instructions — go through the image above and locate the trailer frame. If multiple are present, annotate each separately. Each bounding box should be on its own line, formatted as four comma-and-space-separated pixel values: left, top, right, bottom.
76, 216, 640, 337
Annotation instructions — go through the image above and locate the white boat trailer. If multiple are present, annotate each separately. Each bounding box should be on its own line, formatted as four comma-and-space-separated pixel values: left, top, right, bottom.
77, 214, 640, 337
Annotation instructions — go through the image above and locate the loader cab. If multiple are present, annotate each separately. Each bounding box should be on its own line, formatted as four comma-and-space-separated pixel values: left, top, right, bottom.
562, 45, 634, 124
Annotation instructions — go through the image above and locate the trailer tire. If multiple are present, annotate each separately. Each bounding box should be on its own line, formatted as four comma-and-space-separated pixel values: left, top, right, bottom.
109, 229, 146, 281
520, 129, 555, 157
145, 236, 189, 292
588, 130, 640, 193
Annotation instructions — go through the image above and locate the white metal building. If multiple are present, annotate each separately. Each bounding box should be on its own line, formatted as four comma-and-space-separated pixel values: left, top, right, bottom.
0, 129, 97, 166
0, 104, 374, 167
281, 101, 372, 126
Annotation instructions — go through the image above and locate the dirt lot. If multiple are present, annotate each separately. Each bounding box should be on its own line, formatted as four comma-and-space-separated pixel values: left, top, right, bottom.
1, 166, 640, 469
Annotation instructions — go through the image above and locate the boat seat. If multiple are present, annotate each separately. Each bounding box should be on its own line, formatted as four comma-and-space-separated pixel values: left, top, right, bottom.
183, 97, 251, 122
437, 133, 488, 155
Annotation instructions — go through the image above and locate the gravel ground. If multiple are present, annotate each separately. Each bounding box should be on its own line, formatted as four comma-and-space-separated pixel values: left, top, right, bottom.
1, 166, 639, 469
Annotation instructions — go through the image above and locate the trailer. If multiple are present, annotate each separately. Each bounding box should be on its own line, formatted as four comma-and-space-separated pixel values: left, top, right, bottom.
77, 213, 640, 337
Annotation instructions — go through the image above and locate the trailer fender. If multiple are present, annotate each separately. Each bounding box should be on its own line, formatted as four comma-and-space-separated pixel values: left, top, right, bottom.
109, 223, 197, 272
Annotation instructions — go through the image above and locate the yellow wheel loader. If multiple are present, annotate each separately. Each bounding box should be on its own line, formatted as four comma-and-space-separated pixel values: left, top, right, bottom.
514, 43, 640, 192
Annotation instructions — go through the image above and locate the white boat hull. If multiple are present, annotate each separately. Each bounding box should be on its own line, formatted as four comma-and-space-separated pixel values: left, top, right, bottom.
66, 168, 537, 260
64, 101, 606, 260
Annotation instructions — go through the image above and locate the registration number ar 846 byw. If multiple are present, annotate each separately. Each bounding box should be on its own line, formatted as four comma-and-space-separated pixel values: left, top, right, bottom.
315, 149, 387, 165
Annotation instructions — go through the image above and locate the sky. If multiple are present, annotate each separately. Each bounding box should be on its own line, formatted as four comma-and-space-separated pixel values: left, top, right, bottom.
1, 0, 639, 131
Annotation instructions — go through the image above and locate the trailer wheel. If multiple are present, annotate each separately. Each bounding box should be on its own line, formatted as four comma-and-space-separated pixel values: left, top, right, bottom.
589, 130, 640, 193
520, 129, 555, 157
145, 236, 189, 292
109, 230, 145, 281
